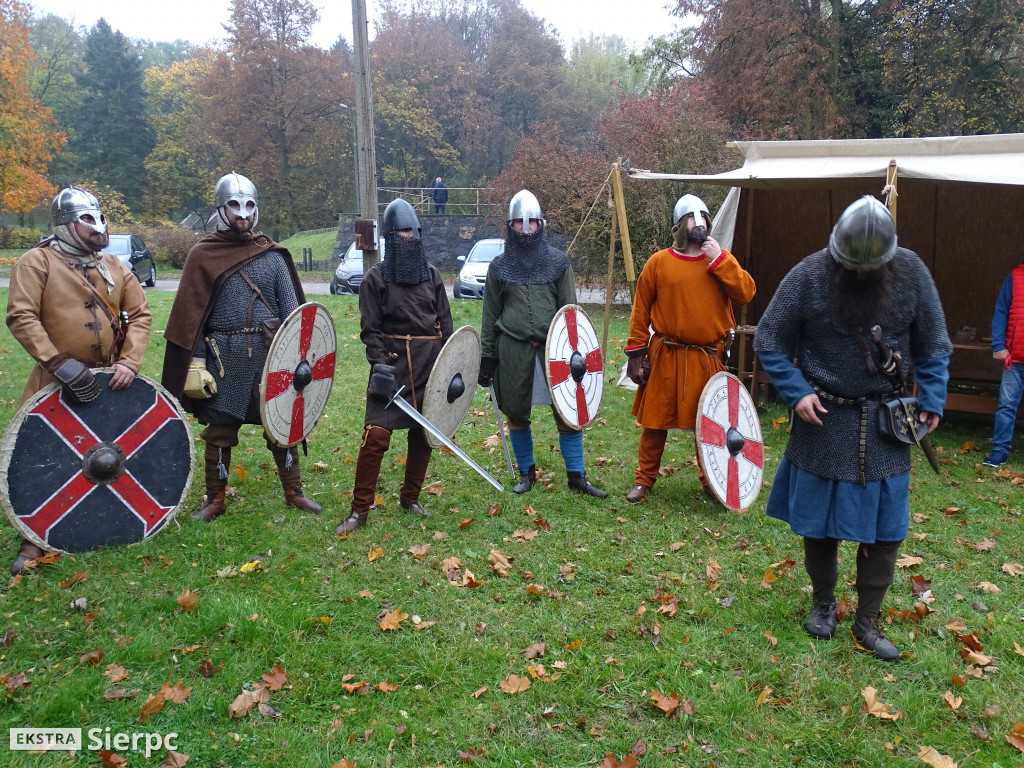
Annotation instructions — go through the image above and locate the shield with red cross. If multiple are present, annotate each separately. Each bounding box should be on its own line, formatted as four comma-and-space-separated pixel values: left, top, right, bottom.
545, 304, 604, 430
695, 371, 764, 510
0, 371, 194, 553
260, 302, 337, 447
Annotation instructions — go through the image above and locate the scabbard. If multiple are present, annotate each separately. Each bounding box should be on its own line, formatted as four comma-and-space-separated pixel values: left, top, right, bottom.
919, 433, 941, 474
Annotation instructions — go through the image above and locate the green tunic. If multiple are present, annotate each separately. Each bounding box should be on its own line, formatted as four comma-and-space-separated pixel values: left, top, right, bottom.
480, 266, 577, 422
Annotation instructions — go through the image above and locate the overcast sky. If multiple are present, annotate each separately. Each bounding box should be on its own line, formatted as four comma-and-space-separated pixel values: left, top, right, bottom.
27, 0, 681, 51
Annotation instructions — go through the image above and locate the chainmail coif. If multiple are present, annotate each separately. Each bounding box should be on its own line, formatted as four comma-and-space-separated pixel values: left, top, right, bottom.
379, 233, 430, 284
489, 223, 570, 285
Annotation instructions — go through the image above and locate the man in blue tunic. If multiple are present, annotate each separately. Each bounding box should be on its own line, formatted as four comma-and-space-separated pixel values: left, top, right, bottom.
753, 196, 951, 661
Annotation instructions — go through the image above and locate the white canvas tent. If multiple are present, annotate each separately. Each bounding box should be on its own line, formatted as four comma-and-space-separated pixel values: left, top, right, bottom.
626, 134, 1024, 412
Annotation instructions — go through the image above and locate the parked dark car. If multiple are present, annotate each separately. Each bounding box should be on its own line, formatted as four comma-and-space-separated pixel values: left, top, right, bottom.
330, 240, 387, 295
106, 233, 156, 287
453, 238, 503, 299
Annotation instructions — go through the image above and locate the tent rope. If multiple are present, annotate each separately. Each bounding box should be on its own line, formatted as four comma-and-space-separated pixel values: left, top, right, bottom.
565, 169, 614, 257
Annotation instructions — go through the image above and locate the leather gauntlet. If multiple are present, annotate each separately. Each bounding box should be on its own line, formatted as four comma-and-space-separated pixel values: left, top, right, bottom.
184, 358, 217, 399
478, 356, 498, 387
625, 347, 651, 385
43, 353, 101, 403
368, 363, 397, 402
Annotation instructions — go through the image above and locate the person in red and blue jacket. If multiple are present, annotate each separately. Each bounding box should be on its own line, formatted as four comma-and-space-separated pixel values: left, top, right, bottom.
984, 265, 1024, 467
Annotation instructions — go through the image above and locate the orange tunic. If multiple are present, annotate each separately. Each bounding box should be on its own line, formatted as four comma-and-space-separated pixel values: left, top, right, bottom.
627, 247, 755, 429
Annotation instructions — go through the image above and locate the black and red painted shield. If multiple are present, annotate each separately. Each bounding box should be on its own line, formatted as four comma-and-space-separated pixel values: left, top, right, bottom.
0, 371, 194, 553
260, 302, 337, 447
545, 304, 603, 430
695, 371, 764, 510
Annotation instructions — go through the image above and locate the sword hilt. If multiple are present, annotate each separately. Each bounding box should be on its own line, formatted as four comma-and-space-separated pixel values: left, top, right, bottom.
386, 385, 406, 410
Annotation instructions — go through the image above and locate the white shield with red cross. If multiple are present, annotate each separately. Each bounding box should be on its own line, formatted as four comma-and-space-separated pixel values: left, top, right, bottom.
695, 371, 764, 510
545, 304, 604, 430
0, 371, 194, 553
261, 302, 337, 447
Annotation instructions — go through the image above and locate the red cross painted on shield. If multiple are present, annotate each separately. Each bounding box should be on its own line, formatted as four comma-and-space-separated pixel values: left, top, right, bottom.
549, 307, 602, 426
699, 375, 764, 509
263, 304, 336, 445
20, 389, 181, 541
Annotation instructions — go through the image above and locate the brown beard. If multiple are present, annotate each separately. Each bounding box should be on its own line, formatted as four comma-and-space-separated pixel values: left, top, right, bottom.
830, 262, 894, 331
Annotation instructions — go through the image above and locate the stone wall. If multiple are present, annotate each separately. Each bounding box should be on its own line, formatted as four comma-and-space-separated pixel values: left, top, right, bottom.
331, 213, 568, 270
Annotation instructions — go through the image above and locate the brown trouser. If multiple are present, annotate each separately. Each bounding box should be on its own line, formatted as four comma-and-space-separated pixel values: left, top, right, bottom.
351, 425, 432, 515
635, 427, 707, 489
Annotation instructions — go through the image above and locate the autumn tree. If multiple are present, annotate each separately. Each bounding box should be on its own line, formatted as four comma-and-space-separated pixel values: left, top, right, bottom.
876, 0, 1024, 136
557, 34, 648, 139
674, 0, 845, 139
0, 0, 65, 213
72, 19, 154, 206
201, 0, 351, 231
143, 52, 220, 220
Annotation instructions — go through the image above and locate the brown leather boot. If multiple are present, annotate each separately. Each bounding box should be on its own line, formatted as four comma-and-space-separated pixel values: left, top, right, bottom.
400, 499, 432, 517
625, 484, 649, 503
192, 490, 227, 522
335, 511, 368, 534
10, 539, 45, 576
273, 445, 322, 513
192, 443, 230, 522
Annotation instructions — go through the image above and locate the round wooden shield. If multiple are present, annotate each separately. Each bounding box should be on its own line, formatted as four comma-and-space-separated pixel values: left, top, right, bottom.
422, 325, 481, 449
695, 371, 764, 510
545, 304, 604, 430
261, 302, 337, 447
0, 370, 194, 553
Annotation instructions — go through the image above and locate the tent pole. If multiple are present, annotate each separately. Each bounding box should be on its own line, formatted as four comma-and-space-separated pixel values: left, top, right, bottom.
602, 197, 618, 362
610, 162, 636, 301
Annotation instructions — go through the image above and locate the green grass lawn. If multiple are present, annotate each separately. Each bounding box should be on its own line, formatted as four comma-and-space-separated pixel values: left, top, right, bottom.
0, 292, 1022, 768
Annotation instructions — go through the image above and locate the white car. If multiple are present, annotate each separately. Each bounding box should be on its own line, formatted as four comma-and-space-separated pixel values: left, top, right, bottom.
454, 238, 503, 299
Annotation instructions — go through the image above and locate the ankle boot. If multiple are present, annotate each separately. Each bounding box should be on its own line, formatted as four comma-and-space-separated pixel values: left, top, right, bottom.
10, 539, 45, 576
567, 471, 608, 498
400, 499, 432, 517
335, 511, 368, 534
803, 537, 839, 639
852, 543, 901, 661
193, 490, 227, 522
273, 445, 322, 513
193, 444, 230, 522
513, 465, 536, 494
625, 484, 649, 503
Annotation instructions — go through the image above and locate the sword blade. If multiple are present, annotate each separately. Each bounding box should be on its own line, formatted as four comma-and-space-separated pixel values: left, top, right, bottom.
489, 383, 516, 481
387, 388, 504, 492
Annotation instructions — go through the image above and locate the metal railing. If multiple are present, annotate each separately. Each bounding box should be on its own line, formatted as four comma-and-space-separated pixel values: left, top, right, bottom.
376, 187, 497, 216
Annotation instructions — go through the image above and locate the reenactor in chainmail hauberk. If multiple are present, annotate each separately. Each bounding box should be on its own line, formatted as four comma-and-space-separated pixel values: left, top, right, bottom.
754, 196, 952, 662
161, 173, 322, 521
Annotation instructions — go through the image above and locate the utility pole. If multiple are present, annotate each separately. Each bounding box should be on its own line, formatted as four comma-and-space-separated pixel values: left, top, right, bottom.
352, 0, 379, 269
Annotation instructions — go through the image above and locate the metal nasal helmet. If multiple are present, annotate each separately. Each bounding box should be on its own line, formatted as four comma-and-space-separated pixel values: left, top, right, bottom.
508, 189, 544, 231
50, 186, 107, 253
672, 194, 711, 231
828, 195, 897, 271
381, 198, 421, 237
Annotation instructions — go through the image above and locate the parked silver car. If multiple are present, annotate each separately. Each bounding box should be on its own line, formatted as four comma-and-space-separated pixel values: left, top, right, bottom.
330, 240, 386, 295
107, 233, 156, 287
454, 238, 503, 299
